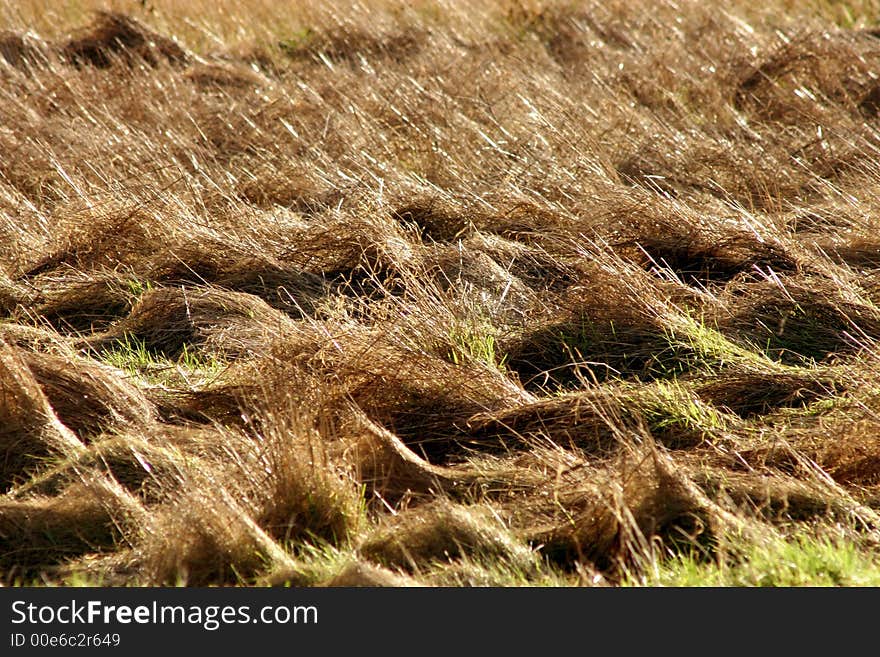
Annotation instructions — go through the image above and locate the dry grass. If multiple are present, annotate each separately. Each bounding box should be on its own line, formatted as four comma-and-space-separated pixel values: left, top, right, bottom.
2, 0, 880, 587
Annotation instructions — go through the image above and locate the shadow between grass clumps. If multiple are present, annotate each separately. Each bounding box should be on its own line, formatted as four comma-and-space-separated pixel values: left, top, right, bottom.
504, 311, 702, 391
497, 251, 726, 391
277, 24, 425, 65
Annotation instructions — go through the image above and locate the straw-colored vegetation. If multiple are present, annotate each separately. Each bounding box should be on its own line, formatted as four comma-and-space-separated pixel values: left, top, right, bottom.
2, 0, 880, 587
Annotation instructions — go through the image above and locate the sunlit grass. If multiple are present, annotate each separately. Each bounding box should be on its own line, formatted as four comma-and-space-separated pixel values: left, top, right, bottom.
2, 0, 880, 587
630, 533, 880, 587
98, 334, 226, 388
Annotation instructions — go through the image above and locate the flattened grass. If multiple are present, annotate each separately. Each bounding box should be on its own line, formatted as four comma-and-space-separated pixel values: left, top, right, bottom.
3, 0, 880, 587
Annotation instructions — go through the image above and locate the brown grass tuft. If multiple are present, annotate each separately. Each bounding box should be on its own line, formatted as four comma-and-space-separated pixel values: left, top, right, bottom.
234, 407, 364, 548
138, 489, 293, 585
0, 30, 53, 72
517, 443, 751, 575
0, 339, 84, 490
694, 370, 837, 418
28, 271, 138, 333
91, 285, 296, 359
719, 278, 880, 364
0, 476, 144, 583
734, 29, 880, 123
22, 350, 156, 438
61, 12, 189, 69
359, 499, 537, 575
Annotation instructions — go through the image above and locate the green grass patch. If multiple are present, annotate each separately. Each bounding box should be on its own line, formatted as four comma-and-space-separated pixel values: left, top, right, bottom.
642, 380, 730, 438
631, 532, 880, 587
665, 312, 785, 375
447, 320, 508, 373
98, 334, 225, 388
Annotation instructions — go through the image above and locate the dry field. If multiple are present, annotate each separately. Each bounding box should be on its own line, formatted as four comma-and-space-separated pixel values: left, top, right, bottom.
2, 0, 880, 586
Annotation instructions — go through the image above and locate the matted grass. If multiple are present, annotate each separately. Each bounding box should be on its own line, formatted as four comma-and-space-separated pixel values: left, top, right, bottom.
1, 0, 880, 587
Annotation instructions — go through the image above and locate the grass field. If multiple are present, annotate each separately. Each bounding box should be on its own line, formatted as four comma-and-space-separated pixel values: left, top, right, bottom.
2, 0, 880, 587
